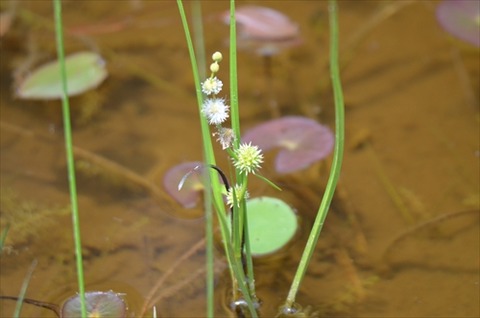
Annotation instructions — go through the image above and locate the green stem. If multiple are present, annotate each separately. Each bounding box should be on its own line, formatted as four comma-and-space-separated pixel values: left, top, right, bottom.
190, 2, 213, 316
176, 1, 255, 316
52, 0, 87, 317
0, 224, 10, 254
227, 0, 243, 262
284, 0, 345, 310
176, 0, 225, 215
242, 202, 257, 301
13, 260, 37, 318
177, 1, 257, 315
229, 0, 240, 149
228, 0, 256, 303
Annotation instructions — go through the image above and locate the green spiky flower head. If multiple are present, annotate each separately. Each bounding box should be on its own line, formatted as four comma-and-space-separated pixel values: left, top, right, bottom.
233, 142, 263, 174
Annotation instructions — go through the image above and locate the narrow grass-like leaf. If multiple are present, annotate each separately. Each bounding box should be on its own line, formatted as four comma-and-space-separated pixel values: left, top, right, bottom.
284, 0, 345, 310
13, 260, 37, 318
0, 224, 10, 254
52, 0, 87, 316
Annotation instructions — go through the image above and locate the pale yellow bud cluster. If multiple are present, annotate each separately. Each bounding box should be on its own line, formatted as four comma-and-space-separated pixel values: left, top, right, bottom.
209, 52, 222, 75
201, 52, 231, 143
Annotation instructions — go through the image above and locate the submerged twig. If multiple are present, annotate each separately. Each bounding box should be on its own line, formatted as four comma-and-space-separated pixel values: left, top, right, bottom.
1, 294, 60, 318
139, 237, 207, 317
365, 144, 416, 224
149, 258, 226, 310
381, 209, 479, 264
334, 249, 365, 302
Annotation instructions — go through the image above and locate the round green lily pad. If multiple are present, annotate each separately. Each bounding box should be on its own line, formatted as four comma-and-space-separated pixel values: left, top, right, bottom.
246, 197, 298, 256
17, 51, 108, 100
61, 291, 126, 318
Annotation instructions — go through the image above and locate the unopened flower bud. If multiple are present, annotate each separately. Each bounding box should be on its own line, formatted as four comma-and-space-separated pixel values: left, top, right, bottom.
210, 62, 219, 74
212, 51, 223, 62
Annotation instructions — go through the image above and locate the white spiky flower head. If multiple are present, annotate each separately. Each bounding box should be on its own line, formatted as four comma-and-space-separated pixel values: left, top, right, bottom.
226, 184, 249, 208
233, 142, 263, 174
201, 97, 229, 125
201, 77, 223, 95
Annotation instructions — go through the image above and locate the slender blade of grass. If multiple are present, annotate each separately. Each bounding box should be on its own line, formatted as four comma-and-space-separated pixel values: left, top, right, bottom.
52, 0, 87, 317
13, 260, 37, 318
0, 224, 10, 254
190, 2, 214, 316
284, 0, 345, 310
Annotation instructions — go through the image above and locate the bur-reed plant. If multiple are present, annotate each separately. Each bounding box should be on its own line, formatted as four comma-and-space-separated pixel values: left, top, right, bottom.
177, 0, 345, 316
177, 1, 259, 316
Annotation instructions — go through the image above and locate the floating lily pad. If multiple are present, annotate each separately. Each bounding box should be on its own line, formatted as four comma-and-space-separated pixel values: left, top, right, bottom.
222, 6, 301, 55
225, 5, 299, 41
16, 51, 108, 100
242, 116, 334, 174
163, 161, 205, 209
61, 291, 126, 318
245, 196, 298, 256
436, 0, 480, 47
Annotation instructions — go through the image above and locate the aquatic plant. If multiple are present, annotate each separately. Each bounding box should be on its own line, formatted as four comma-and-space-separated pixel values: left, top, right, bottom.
221, 5, 302, 56
282, 0, 344, 312
1, 291, 126, 318
16, 51, 108, 100
243, 197, 298, 256
242, 116, 335, 174
0, 189, 70, 250
0, 224, 9, 254
62, 291, 126, 318
163, 161, 205, 209
22, 0, 344, 317
221, 5, 303, 117
52, 0, 87, 315
436, 0, 480, 47
176, 0, 345, 316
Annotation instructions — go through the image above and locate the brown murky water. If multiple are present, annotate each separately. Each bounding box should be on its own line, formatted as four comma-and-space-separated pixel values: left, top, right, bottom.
1, 1, 479, 317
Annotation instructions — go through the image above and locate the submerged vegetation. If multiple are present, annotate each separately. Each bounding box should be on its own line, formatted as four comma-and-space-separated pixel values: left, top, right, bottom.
0, 189, 69, 248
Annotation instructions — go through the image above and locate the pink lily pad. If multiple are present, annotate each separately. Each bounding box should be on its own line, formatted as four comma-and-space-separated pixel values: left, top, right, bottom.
222, 5, 302, 56
242, 116, 334, 174
61, 291, 126, 318
436, 0, 480, 47
163, 161, 204, 209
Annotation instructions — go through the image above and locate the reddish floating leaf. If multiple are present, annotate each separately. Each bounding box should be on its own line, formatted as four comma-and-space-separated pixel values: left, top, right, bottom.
61, 291, 126, 318
222, 5, 302, 55
163, 161, 204, 209
436, 0, 480, 47
242, 116, 334, 174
